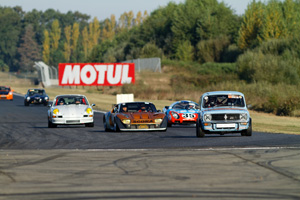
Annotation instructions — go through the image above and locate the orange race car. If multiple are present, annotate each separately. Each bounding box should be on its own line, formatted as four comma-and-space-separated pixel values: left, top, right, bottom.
0, 86, 14, 101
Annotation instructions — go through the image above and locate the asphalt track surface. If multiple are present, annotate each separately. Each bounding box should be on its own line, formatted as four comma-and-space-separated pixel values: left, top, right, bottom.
1, 95, 300, 199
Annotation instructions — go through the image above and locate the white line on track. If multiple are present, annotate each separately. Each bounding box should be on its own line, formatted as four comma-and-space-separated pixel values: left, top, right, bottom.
25, 146, 299, 152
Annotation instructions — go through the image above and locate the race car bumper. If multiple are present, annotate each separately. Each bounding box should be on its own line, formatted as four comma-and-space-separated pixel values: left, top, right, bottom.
202, 122, 249, 132
51, 117, 93, 125
0, 94, 13, 100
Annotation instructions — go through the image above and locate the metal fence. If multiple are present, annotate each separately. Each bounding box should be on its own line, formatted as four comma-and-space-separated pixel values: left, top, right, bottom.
122, 57, 161, 73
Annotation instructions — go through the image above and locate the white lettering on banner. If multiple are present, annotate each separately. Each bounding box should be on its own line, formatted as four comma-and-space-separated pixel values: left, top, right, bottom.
121, 65, 132, 84
61, 65, 80, 84
81, 65, 96, 84
94, 65, 107, 84
107, 65, 122, 84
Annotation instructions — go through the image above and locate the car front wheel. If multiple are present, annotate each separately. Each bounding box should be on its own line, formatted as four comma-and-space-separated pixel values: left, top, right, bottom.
196, 121, 205, 138
48, 120, 57, 128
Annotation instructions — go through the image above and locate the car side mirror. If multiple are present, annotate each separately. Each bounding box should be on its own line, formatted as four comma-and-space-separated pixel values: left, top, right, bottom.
48, 103, 52, 107
91, 104, 95, 107
247, 104, 252, 109
164, 106, 169, 109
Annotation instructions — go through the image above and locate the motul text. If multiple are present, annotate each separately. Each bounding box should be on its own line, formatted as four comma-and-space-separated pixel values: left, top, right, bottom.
58, 63, 135, 86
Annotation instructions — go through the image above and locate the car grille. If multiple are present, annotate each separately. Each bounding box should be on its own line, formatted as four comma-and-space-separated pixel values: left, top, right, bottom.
66, 120, 80, 123
212, 114, 240, 121
132, 119, 154, 123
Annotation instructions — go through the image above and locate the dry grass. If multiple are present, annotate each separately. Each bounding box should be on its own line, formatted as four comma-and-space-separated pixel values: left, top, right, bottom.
1, 71, 300, 135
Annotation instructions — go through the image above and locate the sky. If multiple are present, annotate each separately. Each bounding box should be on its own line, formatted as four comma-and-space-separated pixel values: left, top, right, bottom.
0, 0, 252, 21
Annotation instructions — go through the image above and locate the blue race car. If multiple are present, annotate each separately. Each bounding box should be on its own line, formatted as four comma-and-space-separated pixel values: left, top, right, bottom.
163, 100, 200, 127
24, 88, 49, 106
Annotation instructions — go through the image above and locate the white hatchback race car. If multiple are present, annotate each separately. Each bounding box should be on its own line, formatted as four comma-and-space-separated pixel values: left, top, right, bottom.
47, 94, 95, 128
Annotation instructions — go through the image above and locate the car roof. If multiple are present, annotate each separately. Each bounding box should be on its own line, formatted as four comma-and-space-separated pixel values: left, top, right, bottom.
28, 88, 45, 91
55, 94, 87, 98
202, 91, 244, 96
119, 102, 154, 105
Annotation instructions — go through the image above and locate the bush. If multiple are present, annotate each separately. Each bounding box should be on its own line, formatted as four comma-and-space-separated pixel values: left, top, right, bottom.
175, 40, 194, 61
237, 51, 300, 85
196, 36, 231, 63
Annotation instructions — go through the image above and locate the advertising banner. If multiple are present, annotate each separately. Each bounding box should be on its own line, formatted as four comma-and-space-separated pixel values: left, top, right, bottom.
59, 63, 135, 86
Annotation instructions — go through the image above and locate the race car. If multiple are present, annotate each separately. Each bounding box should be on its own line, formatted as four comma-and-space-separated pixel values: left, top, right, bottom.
163, 100, 200, 127
24, 88, 49, 106
103, 102, 168, 132
47, 94, 95, 128
0, 86, 13, 101
196, 91, 252, 137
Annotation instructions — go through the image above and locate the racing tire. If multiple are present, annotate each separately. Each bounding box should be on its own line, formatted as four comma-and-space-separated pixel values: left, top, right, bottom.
85, 122, 94, 127
103, 116, 110, 132
44, 103, 48, 106
196, 121, 205, 138
241, 119, 252, 137
113, 121, 120, 132
48, 120, 57, 128
24, 102, 29, 106
167, 122, 172, 127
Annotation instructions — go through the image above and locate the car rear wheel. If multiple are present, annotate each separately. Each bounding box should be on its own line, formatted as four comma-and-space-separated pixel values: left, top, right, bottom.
196, 121, 205, 138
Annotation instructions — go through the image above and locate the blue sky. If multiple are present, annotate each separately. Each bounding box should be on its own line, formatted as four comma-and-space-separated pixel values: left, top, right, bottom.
0, 0, 251, 20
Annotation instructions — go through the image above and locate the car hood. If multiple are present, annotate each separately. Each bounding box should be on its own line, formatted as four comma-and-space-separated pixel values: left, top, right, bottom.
117, 112, 165, 120
54, 105, 90, 116
171, 109, 199, 113
29, 94, 47, 98
202, 107, 248, 114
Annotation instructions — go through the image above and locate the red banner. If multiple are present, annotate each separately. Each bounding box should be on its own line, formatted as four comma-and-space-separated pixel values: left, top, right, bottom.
58, 63, 135, 86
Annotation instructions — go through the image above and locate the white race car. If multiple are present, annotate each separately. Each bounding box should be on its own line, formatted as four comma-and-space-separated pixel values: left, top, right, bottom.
47, 94, 95, 128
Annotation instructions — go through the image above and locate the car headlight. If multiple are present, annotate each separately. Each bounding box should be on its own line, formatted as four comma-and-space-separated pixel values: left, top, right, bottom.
45, 97, 49, 100
53, 109, 59, 115
155, 118, 163, 124
86, 108, 92, 114
204, 114, 212, 122
240, 113, 247, 121
122, 119, 131, 124
171, 111, 179, 119
26, 97, 30, 101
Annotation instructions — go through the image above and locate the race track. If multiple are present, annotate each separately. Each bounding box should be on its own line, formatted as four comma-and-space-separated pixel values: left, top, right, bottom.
1, 95, 300, 199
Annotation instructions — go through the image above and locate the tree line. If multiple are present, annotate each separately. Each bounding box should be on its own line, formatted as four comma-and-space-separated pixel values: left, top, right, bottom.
1, 0, 300, 76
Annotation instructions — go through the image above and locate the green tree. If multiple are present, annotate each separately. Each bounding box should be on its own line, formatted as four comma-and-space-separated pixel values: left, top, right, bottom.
176, 40, 194, 61
237, 1, 264, 50
50, 19, 61, 50
18, 24, 41, 72
0, 7, 22, 71
42, 30, 50, 64
63, 25, 71, 62
71, 22, 80, 62
259, 0, 286, 41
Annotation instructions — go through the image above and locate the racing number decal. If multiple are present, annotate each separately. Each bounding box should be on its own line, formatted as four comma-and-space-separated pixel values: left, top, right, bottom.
182, 113, 195, 118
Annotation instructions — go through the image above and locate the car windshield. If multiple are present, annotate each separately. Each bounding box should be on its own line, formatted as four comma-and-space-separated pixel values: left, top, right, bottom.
202, 94, 245, 108
28, 89, 46, 96
0, 86, 10, 91
172, 102, 199, 110
120, 102, 157, 113
55, 96, 88, 106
